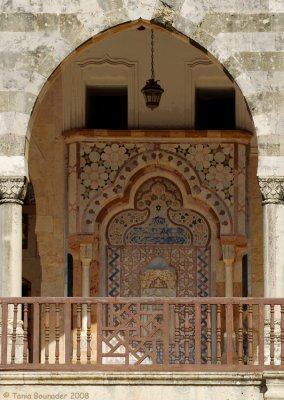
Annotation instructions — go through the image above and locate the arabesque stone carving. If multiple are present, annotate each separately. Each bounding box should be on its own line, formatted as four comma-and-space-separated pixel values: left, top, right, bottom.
0, 177, 28, 205
258, 177, 284, 205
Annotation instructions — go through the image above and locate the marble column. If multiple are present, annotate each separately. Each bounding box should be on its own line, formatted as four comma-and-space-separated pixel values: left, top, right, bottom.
258, 177, 284, 298
258, 177, 284, 365
0, 177, 27, 363
0, 177, 27, 297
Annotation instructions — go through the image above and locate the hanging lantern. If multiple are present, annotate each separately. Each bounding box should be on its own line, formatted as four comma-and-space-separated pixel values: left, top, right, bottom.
141, 29, 164, 110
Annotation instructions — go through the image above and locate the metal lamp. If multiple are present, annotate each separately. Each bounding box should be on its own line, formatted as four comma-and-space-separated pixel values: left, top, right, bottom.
141, 29, 164, 110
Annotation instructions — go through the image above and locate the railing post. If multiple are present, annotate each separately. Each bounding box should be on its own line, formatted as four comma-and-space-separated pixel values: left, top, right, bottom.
1, 302, 8, 365
207, 303, 212, 364
237, 303, 243, 365
163, 302, 170, 365
258, 302, 265, 366
64, 301, 72, 365
225, 303, 233, 365
174, 304, 180, 364
97, 302, 103, 366
216, 304, 222, 364
33, 301, 40, 364
194, 302, 201, 364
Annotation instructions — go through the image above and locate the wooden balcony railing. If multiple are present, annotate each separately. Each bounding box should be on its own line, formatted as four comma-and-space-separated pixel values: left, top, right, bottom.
0, 297, 284, 371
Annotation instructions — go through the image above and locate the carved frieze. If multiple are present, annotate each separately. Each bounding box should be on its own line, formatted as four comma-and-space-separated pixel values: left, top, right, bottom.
0, 177, 28, 205
258, 177, 284, 205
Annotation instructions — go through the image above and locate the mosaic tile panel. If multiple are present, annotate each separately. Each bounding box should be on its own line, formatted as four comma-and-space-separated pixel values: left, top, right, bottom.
107, 245, 210, 298
70, 141, 247, 235
107, 247, 121, 297
107, 177, 210, 248
106, 177, 210, 298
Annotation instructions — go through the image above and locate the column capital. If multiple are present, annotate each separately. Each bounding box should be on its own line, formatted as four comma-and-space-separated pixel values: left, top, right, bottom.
222, 244, 235, 265
258, 177, 284, 205
0, 177, 28, 205
80, 243, 93, 264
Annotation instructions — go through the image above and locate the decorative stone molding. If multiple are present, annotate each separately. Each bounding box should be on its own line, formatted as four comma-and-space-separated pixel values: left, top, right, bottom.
258, 177, 284, 205
222, 244, 235, 264
0, 177, 28, 205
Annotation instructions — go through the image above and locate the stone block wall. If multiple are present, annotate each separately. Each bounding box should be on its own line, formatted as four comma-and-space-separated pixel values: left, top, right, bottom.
0, 0, 283, 174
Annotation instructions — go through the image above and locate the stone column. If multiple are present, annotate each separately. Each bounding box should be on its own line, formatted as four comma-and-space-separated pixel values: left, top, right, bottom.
258, 177, 284, 365
258, 177, 284, 298
80, 243, 93, 331
0, 177, 27, 363
222, 244, 235, 298
221, 244, 236, 360
0, 177, 27, 297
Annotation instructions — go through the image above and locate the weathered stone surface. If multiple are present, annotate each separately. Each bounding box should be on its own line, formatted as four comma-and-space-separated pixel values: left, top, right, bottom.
59, 14, 90, 48
0, 112, 30, 136
0, 1, 282, 156
0, 134, 26, 156
0, 155, 28, 176
226, 52, 284, 73
247, 92, 284, 115
0, 371, 264, 400
152, 2, 176, 28
209, 32, 284, 63
198, 13, 284, 35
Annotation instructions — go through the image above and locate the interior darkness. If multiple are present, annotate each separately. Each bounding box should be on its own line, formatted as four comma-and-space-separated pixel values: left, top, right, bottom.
67, 253, 73, 297
86, 86, 128, 129
22, 278, 31, 297
195, 89, 236, 130
242, 254, 248, 297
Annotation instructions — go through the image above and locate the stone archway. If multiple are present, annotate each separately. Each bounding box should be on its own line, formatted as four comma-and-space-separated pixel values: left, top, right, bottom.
2, 6, 276, 300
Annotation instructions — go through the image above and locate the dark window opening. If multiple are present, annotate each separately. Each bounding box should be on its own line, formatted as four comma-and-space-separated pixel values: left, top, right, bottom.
86, 86, 128, 129
242, 254, 248, 297
195, 89, 235, 130
22, 278, 31, 297
67, 253, 73, 297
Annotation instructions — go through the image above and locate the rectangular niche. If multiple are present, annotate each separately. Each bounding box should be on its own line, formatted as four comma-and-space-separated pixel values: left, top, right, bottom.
195, 88, 235, 130
86, 86, 128, 129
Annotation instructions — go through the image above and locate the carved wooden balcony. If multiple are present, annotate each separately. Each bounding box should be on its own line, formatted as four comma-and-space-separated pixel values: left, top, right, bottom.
0, 297, 283, 371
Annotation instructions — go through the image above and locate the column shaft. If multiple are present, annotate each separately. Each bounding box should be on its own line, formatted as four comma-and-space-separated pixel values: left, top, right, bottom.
263, 204, 284, 298
258, 177, 284, 298
0, 177, 27, 297
0, 204, 22, 296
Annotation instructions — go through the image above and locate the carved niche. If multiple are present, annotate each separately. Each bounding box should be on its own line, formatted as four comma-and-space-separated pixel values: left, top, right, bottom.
106, 177, 211, 298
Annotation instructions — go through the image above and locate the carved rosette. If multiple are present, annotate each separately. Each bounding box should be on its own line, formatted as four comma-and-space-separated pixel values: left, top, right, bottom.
258, 177, 284, 205
0, 177, 28, 205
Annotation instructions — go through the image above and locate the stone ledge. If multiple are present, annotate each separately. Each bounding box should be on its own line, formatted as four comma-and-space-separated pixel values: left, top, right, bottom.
0, 371, 263, 386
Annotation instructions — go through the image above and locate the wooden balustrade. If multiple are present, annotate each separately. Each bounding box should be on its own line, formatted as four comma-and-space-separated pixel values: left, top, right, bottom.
0, 297, 284, 371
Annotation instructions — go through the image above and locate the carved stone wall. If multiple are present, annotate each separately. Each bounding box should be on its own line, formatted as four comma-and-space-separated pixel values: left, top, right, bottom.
67, 138, 248, 237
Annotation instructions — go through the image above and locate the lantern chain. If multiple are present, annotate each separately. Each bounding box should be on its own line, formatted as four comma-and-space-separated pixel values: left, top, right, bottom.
151, 29, 155, 80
